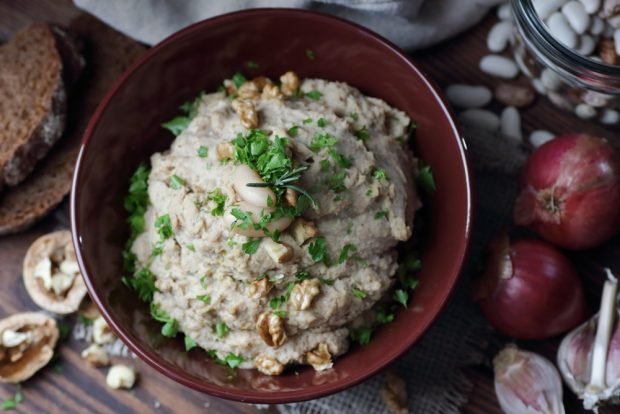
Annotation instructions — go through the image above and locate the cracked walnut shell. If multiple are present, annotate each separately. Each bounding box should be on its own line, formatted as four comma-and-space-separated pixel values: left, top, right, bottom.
23, 230, 87, 314
256, 311, 287, 348
0, 312, 59, 383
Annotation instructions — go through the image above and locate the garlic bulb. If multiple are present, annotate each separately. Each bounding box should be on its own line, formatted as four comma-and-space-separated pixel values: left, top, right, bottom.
557, 269, 620, 411
494, 344, 565, 414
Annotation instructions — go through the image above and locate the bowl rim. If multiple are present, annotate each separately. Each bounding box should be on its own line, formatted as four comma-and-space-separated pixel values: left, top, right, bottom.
71, 7, 473, 404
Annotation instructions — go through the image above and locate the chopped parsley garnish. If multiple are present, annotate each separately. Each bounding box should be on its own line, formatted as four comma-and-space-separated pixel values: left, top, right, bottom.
338, 243, 357, 264
1, 398, 16, 410
162, 92, 204, 136
184, 336, 197, 351
231, 72, 247, 88
295, 271, 311, 281
242, 238, 262, 255
197, 146, 209, 158
350, 327, 372, 345
150, 303, 179, 337
317, 117, 327, 127
287, 126, 299, 137
319, 277, 335, 285
374, 209, 388, 220
207, 188, 227, 216
122, 267, 155, 302
418, 165, 436, 192
376, 307, 395, 325
215, 321, 229, 338
393, 289, 409, 308
310, 133, 337, 152
124, 164, 150, 241
224, 353, 244, 368
305, 90, 322, 100
372, 168, 389, 181
306, 49, 315, 60
186, 243, 196, 252
345, 221, 353, 235
170, 174, 186, 189
78, 314, 94, 326
349, 112, 359, 121
230, 208, 253, 230
152, 243, 163, 257
245, 61, 260, 69
326, 170, 347, 193
269, 296, 287, 311
352, 288, 367, 299
329, 150, 352, 169
197, 294, 211, 304
155, 214, 173, 240
319, 159, 331, 172
303, 117, 313, 124
354, 127, 370, 141
308, 237, 329, 264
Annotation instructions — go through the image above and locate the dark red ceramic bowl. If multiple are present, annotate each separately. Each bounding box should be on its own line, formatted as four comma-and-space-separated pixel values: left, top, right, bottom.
71, 8, 471, 404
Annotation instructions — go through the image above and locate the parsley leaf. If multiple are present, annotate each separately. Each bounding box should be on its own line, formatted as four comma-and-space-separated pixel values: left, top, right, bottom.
393, 289, 409, 308
150, 303, 178, 337
122, 267, 155, 302
418, 165, 436, 192
338, 243, 357, 264
295, 270, 311, 281
374, 209, 388, 220
310, 132, 337, 152
185, 243, 196, 252
319, 277, 335, 285
326, 170, 347, 193
354, 127, 370, 141
303, 117, 313, 124
352, 288, 367, 299
349, 112, 359, 121
184, 336, 197, 351
197, 294, 211, 304
155, 214, 173, 240
170, 174, 185, 189
162, 92, 203, 135
287, 126, 299, 137
376, 307, 395, 325
350, 327, 372, 345
216, 321, 229, 338
124, 164, 150, 240
372, 168, 389, 181
306, 49, 315, 60
224, 353, 244, 368
197, 146, 209, 158
231, 72, 247, 88
1, 398, 16, 410
308, 237, 329, 264
161, 319, 179, 337
329, 150, 352, 169
305, 90, 322, 100
245, 61, 260, 69
207, 188, 227, 216
230, 208, 253, 230
317, 117, 327, 127
242, 238, 262, 255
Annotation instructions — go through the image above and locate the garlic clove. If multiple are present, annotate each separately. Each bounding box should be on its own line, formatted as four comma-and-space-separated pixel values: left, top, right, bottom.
557, 318, 596, 394
606, 320, 620, 388
494, 344, 565, 414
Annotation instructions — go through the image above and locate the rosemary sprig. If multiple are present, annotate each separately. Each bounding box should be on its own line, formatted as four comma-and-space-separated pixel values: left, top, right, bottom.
246, 165, 317, 208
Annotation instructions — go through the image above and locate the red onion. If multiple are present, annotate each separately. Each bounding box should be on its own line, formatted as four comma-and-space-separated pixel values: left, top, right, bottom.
473, 236, 588, 340
514, 134, 620, 250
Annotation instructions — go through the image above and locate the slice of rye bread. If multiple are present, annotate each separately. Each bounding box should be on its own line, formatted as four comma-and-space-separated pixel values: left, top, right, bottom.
0, 15, 146, 235
0, 23, 83, 191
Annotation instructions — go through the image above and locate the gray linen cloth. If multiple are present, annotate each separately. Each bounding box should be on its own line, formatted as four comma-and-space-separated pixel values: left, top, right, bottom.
73, 0, 504, 50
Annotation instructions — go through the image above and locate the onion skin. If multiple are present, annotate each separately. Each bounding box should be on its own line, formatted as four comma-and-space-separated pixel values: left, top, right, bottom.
473, 237, 589, 340
514, 134, 620, 250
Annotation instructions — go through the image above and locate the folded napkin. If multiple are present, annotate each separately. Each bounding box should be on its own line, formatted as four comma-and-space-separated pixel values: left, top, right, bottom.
73, 0, 504, 50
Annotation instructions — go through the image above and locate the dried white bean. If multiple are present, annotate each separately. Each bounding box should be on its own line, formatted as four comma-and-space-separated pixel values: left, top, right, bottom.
562, 1, 590, 34
579, 0, 601, 14
459, 109, 501, 131
534, 0, 568, 20
548, 91, 574, 110
547, 12, 578, 48
500, 107, 523, 141
232, 164, 276, 208
224, 201, 293, 237
575, 103, 597, 118
445, 84, 492, 108
533, 78, 547, 94
590, 16, 605, 34
614, 29, 620, 54
487, 21, 514, 52
600, 109, 620, 124
497, 3, 512, 20
609, 15, 620, 30
576, 34, 597, 54
540, 68, 564, 91
529, 130, 556, 147
479, 55, 519, 79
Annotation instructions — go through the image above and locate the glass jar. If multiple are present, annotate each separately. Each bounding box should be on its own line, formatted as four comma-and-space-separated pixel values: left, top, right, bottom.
510, 0, 620, 124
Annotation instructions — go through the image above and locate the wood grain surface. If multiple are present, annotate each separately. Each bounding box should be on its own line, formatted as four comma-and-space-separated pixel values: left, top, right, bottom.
1, 0, 620, 413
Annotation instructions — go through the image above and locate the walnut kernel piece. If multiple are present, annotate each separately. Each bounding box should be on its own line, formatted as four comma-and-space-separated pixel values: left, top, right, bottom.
23, 230, 88, 315
290, 219, 318, 245
306, 343, 333, 371
599, 39, 618, 65
290, 279, 321, 311
237, 81, 260, 99
252, 76, 273, 90
256, 311, 287, 348
81, 343, 110, 367
216, 142, 234, 160
0, 312, 59, 383
262, 84, 283, 100
249, 278, 273, 299
280, 71, 300, 96
380, 371, 409, 414
106, 364, 137, 390
231, 99, 259, 129
254, 354, 284, 376
263, 239, 294, 264
93, 316, 116, 345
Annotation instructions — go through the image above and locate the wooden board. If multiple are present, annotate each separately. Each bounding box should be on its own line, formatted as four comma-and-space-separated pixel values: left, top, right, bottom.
1, 0, 619, 413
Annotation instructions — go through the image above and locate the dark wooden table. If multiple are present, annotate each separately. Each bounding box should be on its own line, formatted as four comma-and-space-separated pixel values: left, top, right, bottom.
1, 0, 619, 413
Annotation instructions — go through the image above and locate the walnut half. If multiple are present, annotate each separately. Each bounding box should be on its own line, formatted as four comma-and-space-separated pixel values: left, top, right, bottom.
290, 279, 321, 311
231, 99, 259, 129
254, 354, 284, 376
0, 312, 59, 383
249, 278, 273, 299
256, 311, 287, 348
306, 343, 333, 371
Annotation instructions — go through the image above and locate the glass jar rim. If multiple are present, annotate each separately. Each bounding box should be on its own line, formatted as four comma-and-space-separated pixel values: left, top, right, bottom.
512, 0, 620, 93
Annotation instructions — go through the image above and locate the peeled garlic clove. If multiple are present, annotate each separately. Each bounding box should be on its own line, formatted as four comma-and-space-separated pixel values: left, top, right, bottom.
557, 318, 596, 394
494, 344, 565, 414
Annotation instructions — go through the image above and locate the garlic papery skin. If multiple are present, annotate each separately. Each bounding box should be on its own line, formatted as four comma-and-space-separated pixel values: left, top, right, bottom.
494, 344, 565, 414
557, 269, 620, 412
